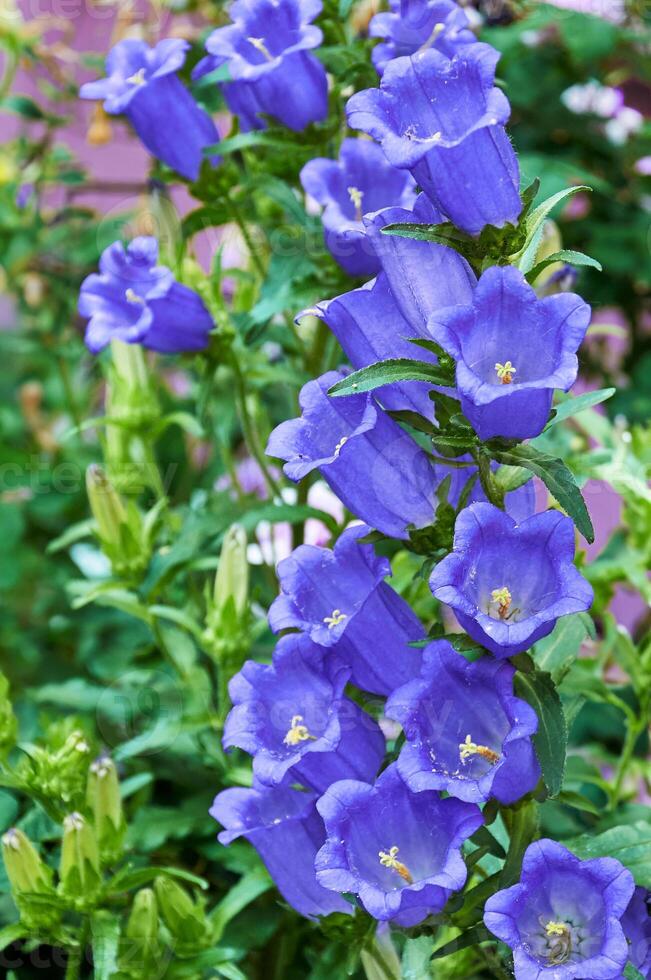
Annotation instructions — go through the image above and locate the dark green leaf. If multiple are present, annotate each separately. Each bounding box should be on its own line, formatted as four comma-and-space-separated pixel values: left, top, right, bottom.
386, 410, 437, 435
431, 924, 492, 960
567, 823, 651, 888
514, 670, 567, 797
488, 442, 594, 542
556, 790, 600, 817
328, 358, 454, 396
624, 962, 645, 980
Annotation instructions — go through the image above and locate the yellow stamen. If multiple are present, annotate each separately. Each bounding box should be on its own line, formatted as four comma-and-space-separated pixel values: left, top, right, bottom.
125, 287, 145, 305
247, 36, 273, 61
491, 587, 512, 619
459, 734, 500, 765
333, 435, 348, 458
378, 845, 413, 884
546, 921, 569, 937
283, 715, 316, 746
495, 361, 516, 384
347, 185, 364, 222
323, 608, 346, 629
126, 67, 147, 86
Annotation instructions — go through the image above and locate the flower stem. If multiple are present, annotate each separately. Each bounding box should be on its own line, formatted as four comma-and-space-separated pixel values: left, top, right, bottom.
230, 351, 283, 500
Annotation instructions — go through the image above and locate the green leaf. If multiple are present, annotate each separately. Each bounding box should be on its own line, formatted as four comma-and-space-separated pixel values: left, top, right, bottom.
431, 924, 492, 960
385, 410, 437, 435
210, 867, 273, 942
107, 865, 209, 895
527, 248, 602, 283
544, 388, 616, 430
624, 962, 645, 980
0, 923, 26, 952
533, 614, 590, 679
91, 911, 120, 980
488, 442, 594, 542
338, 0, 354, 14
0, 95, 45, 119
514, 669, 567, 797
515, 186, 592, 274
204, 131, 289, 157
328, 358, 454, 397
555, 790, 600, 817
567, 823, 651, 888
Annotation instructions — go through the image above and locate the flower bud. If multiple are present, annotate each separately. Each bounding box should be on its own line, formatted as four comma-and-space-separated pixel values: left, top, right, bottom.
2, 828, 52, 894
154, 876, 208, 949
213, 524, 249, 619
59, 812, 101, 903
86, 465, 148, 578
124, 888, 162, 971
87, 756, 126, 863
2, 828, 59, 929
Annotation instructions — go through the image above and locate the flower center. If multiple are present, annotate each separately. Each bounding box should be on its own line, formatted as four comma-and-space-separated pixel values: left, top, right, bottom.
126, 67, 147, 86
378, 845, 413, 884
490, 586, 512, 619
247, 36, 274, 61
333, 435, 348, 458
545, 921, 572, 965
125, 287, 145, 305
283, 715, 316, 746
347, 185, 364, 222
323, 608, 346, 629
495, 361, 516, 384
417, 21, 446, 54
459, 734, 500, 765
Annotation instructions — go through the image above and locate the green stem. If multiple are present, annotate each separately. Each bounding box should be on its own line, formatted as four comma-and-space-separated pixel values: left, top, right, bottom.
230, 352, 283, 500
471, 448, 505, 509
230, 199, 266, 279
609, 710, 648, 809
65, 917, 89, 980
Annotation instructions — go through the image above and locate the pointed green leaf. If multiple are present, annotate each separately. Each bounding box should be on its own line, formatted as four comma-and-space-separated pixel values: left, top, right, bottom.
516, 186, 592, 273
328, 358, 454, 396
526, 248, 602, 283
544, 388, 615, 430
514, 669, 567, 797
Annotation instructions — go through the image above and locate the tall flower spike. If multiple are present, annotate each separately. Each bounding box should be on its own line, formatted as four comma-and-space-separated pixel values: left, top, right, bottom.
223, 632, 386, 791
386, 641, 540, 804
80, 39, 220, 181
315, 764, 482, 925
194, 0, 328, 132
427, 265, 592, 440
267, 525, 425, 695
346, 45, 522, 235
484, 839, 635, 979
429, 504, 594, 658
300, 138, 416, 277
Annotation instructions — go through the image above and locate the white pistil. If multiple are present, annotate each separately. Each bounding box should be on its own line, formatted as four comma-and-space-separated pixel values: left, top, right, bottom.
378, 845, 413, 883
323, 609, 346, 629
459, 734, 500, 765
125, 287, 145, 305
283, 715, 316, 746
347, 185, 364, 222
126, 67, 147, 86
495, 360, 516, 384
417, 21, 446, 54
247, 36, 273, 61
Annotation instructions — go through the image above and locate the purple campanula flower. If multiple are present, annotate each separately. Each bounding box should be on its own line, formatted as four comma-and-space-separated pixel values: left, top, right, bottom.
266, 371, 442, 540
300, 138, 416, 277
346, 45, 522, 236
268, 524, 425, 694
429, 504, 594, 658
427, 266, 592, 441
195, 0, 328, 132
622, 888, 651, 977
315, 763, 482, 925
386, 640, 540, 804
369, 0, 476, 76
223, 633, 385, 792
362, 194, 476, 333
80, 39, 219, 182
211, 780, 350, 918
78, 237, 214, 354
484, 839, 635, 979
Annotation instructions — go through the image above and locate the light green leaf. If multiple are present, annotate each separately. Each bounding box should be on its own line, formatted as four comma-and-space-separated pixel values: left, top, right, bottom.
567, 823, 651, 888
515, 186, 592, 273
534, 614, 590, 679
545, 388, 616, 430
91, 911, 120, 980
328, 358, 454, 396
210, 867, 273, 942
527, 248, 602, 283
